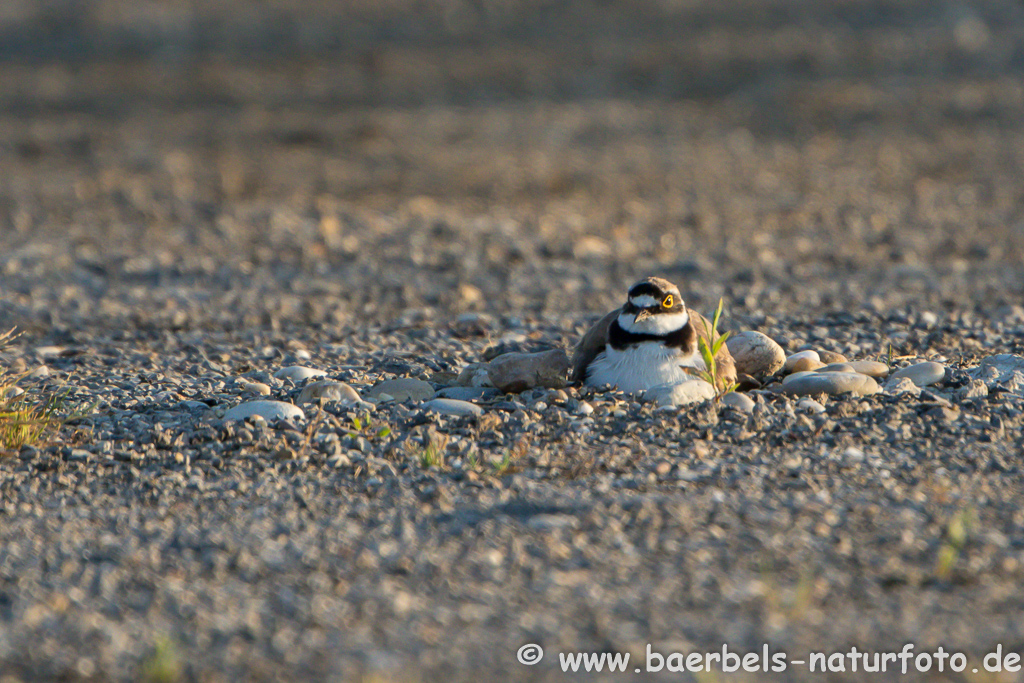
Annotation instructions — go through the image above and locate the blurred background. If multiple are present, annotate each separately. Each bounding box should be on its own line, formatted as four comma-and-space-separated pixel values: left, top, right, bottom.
2, 0, 1023, 336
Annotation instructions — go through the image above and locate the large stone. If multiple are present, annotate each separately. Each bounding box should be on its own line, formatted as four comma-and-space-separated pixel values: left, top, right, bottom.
725, 331, 786, 377
224, 400, 304, 422
367, 378, 434, 402
781, 372, 879, 397
487, 349, 569, 393
967, 354, 1024, 392
888, 361, 945, 388
644, 379, 717, 407
298, 380, 362, 404
273, 366, 327, 382
421, 398, 484, 417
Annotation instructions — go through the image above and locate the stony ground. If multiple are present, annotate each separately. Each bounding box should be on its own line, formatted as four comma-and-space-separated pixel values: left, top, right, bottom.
3, 1, 1024, 681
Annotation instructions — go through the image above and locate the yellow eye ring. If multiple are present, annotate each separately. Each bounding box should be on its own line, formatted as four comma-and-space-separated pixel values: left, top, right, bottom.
662, 294, 673, 308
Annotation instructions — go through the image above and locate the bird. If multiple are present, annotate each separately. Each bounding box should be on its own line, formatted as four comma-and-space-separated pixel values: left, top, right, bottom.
570, 276, 737, 394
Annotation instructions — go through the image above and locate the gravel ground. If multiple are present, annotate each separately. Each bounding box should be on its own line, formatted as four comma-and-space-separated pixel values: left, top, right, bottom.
3, 1, 1024, 682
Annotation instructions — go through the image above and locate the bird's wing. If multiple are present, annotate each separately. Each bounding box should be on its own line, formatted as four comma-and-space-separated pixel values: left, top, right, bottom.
569, 307, 621, 384
689, 310, 738, 387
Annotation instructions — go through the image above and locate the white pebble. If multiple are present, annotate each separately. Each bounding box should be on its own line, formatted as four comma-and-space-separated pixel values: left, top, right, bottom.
273, 366, 326, 382
224, 400, 304, 423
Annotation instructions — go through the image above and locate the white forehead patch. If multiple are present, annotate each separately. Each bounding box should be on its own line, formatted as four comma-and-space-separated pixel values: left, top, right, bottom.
629, 294, 660, 308
618, 310, 690, 336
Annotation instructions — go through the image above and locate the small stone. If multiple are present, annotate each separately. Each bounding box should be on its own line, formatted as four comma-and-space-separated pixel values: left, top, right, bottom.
576, 401, 594, 416
455, 363, 494, 388
845, 361, 890, 378
367, 378, 434, 402
783, 371, 818, 385
224, 400, 304, 422
34, 346, 64, 357
298, 380, 362, 404
790, 357, 824, 373
781, 372, 879, 397
721, 391, 755, 413
273, 366, 327, 382
4, 386, 24, 399
327, 453, 352, 468
487, 349, 570, 393
27, 365, 50, 380
421, 399, 484, 417
927, 405, 960, 422
644, 379, 717, 407
434, 386, 500, 401
239, 381, 271, 396
796, 398, 826, 414
817, 350, 848, 364
725, 331, 786, 377
885, 377, 921, 397
784, 350, 820, 374
888, 361, 945, 388
958, 379, 989, 400
842, 446, 865, 463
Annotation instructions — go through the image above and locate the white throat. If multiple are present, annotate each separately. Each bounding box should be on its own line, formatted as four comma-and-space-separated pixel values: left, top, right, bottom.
617, 309, 689, 336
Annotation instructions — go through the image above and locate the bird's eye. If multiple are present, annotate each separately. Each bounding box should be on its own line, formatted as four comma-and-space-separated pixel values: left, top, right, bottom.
662, 294, 673, 308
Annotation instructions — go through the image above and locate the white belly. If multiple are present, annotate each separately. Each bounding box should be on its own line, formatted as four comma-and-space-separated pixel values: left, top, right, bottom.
585, 342, 705, 394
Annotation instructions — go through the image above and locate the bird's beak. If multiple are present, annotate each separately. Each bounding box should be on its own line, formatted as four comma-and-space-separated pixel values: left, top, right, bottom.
633, 309, 652, 324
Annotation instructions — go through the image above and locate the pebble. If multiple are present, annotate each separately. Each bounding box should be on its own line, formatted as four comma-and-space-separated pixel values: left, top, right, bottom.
721, 391, 755, 413
434, 386, 500, 401
796, 397, 826, 414
224, 400, 304, 422
238, 380, 272, 396
845, 361, 890, 378
958, 380, 989, 400
4, 386, 25, 399
487, 349, 570, 393
888, 361, 945, 388
645, 379, 717, 407
298, 380, 362, 404
576, 401, 594, 416
367, 378, 434, 402
421, 399, 483, 417
455, 362, 494, 388
784, 351, 823, 374
273, 366, 327, 382
885, 377, 921, 397
781, 372, 879, 397
817, 350, 848, 364
725, 331, 786, 377
27, 365, 50, 380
